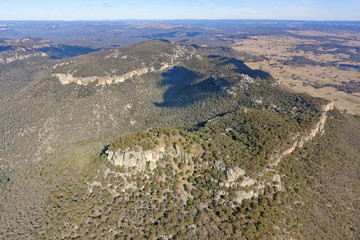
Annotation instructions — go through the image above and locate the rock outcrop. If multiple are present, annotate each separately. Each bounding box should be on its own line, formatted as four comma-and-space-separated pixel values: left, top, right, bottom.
52, 42, 198, 85
240, 177, 256, 187
106, 144, 183, 172
215, 102, 334, 204
226, 166, 246, 183
212, 76, 237, 95
272, 102, 334, 166
212, 74, 254, 96
0, 38, 55, 64
235, 190, 259, 203
214, 164, 258, 203
53, 62, 178, 85
0, 52, 48, 64
54, 67, 156, 85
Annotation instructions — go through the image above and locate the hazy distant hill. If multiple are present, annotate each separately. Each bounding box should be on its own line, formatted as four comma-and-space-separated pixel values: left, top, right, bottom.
2, 20, 359, 48
0, 37, 96, 64
0, 37, 96, 100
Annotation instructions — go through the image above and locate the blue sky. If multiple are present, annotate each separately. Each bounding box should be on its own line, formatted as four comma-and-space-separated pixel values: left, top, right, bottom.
0, 0, 359, 21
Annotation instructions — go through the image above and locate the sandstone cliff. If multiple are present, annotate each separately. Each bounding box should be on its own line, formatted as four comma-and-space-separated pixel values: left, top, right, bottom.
54, 66, 158, 85
106, 143, 183, 172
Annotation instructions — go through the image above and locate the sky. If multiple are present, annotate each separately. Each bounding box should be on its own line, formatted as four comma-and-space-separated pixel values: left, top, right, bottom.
0, 0, 359, 21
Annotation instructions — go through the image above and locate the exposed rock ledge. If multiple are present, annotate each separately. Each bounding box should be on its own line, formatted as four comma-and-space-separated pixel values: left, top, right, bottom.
221, 102, 334, 204
214, 163, 258, 203
272, 101, 334, 166
105, 143, 183, 172
0, 52, 48, 64
54, 66, 157, 85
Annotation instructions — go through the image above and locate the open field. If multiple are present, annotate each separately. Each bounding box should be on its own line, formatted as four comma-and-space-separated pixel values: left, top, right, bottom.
233, 31, 360, 114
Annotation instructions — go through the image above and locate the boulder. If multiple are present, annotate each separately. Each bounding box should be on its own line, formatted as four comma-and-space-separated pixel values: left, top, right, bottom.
226, 167, 246, 183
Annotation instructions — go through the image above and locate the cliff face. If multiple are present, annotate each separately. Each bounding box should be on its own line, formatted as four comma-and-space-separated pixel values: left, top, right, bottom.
106, 143, 183, 172
0, 37, 96, 64
272, 102, 334, 166
51, 41, 202, 85
101, 103, 336, 208
54, 66, 159, 85
0, 52, 48, 64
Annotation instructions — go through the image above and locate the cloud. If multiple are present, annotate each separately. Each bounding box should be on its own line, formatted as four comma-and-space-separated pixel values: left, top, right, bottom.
102, 3, 111, 8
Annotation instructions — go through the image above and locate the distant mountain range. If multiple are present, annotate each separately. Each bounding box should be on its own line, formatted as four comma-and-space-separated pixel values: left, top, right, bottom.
1, 20, 359, 48
0, 37, 96, 64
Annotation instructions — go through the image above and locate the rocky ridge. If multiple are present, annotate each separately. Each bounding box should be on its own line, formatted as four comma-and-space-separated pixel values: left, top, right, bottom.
51, 42, 202, 85
105, 136, 263, 204
0, 37, 95, 64
232, 102, 334, 203
235, 101, 336, 203
102, 102, 335, 205
206, 101, 335, 204
0, 38, 51, 64
105, 143, 183, 172
272, 101, 334, 166
54, 66, 160, 85
0, 52, 48, 64
212, 74, 255, 95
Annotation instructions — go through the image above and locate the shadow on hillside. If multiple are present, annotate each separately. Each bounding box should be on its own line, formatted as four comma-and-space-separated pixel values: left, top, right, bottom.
155, 57, 272, 108
0, 46, 12, 52
227, 58, 271, 79
154, 66, 219, 108
208, 55, 272, 79
41, 45, 98, 59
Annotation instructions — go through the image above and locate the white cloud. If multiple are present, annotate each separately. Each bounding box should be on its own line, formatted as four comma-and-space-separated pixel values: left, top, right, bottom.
102, 3, 111, 8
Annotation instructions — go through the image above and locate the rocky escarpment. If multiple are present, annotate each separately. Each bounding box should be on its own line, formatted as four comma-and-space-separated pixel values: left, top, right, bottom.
106, 143, 183, 172
212, 74, 255, 95
210, 102, 334, 204
238, 102, 335, 201
0, 37, 95, 64
51, 41, 201, 85
215, 164, 260, 203
95, 138, 196, 202
0, 52, 48, 64
272, 101, 334, 166
0, 38, 51, 64
54, 67, 157, 85
232, 101, 336, 205
106, 140, 261, 204
91, 102, 334, 206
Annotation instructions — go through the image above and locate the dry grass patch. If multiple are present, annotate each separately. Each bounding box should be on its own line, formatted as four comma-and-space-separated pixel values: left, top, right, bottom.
233, 33, 360, 114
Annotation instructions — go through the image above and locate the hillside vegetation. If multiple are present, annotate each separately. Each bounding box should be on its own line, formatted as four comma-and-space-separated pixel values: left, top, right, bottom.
0, 40, 283, 171
0, 40, 358, 239
2, 104, 358, 239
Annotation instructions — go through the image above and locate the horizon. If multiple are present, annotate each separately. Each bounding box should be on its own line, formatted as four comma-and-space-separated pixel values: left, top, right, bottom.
1, 19, 360, 23
1, 0, 359, 21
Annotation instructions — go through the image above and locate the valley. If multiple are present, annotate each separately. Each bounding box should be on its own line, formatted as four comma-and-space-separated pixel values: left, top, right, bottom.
233, 30, 360, 114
